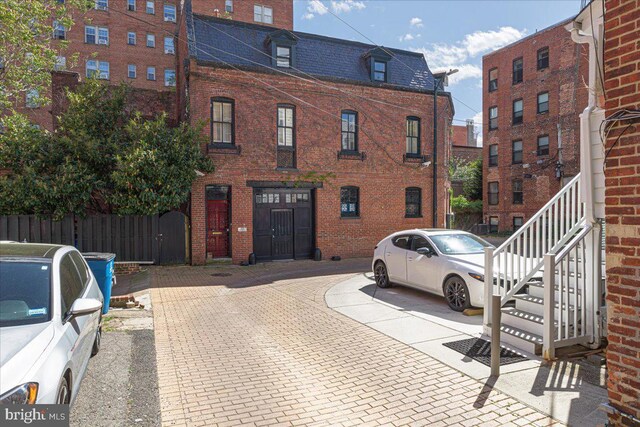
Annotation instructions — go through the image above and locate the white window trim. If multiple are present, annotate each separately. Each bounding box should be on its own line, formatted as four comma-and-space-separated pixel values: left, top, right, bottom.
164, 36, 175, 54
163, 4, 176, 22
95, 0, 108, 10
85, 25, 109, 45
164, 69, 176, 87
146, 0, 155, 14
254, 4, 273, 24
128, 32, 136, 45
146, 34, 155, 48
86, 60, 110, 80
128, 64, 137, 79
147, 67, 156, 81
128, 0, 136, 11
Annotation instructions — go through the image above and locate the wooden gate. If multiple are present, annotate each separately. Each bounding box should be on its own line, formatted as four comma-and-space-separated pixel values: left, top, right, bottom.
158, 211, 188, 264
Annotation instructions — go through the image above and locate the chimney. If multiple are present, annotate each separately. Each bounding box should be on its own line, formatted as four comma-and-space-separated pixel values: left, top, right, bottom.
466, 119, 477, 147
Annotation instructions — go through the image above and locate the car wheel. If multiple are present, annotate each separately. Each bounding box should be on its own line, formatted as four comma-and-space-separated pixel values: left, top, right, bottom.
374, 261, 391, 288
91, 322, 101, 357
443, 276, 471, 312
57, 376, 70, 405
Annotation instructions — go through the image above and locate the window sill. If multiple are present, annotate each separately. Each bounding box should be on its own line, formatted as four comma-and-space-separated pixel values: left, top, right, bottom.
337, 150, 366, 161
207, 144, 241, 154
340, 216, 361, 220
403, 154, 428, 163
537, 111, 549, 115
512, 163, 523, 166
512, 121, 523, 126
405, 215, 423, 219
276, 167, 298, 172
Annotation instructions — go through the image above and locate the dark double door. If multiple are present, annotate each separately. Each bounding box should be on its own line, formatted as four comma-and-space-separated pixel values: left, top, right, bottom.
253, 189, 313, 261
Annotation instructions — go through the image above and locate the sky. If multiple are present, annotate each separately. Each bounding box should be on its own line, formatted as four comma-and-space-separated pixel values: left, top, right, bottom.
294, 0, 583, 144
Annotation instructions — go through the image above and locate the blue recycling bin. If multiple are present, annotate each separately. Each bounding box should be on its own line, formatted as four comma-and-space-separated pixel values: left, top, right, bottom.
83, 252, 116, 314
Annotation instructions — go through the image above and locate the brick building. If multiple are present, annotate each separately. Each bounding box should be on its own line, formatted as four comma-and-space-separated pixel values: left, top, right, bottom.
19, 0, 292, 130
482, 19, 589, 232
181, 11, 453, 264
601, 0, 640, 424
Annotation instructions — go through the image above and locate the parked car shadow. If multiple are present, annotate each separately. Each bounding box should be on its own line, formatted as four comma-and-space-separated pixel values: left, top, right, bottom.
356, 279, 483, 328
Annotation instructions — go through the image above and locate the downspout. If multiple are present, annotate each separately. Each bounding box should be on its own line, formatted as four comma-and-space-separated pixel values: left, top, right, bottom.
570, 25, 597, 225
432, 82, 439, 228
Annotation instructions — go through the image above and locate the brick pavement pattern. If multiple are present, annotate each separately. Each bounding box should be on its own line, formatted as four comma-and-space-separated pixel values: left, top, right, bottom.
150, 259, 560, 427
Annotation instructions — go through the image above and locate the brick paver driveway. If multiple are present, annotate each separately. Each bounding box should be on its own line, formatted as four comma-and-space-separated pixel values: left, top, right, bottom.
151, 259, 557, 427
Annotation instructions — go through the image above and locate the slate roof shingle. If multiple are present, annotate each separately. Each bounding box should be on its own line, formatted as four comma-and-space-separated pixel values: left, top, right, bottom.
187, 13, 436, 92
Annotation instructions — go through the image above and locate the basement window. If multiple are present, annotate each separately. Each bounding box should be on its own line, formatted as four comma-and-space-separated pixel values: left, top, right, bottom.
340, 186, 360, 218
513, 217, 523, 231
490, 217, 499, 233
405, 187, 422, 218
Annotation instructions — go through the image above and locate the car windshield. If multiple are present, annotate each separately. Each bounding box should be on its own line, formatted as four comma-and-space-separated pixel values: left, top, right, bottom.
0, 259, 51, 327
429, 233, 493, 255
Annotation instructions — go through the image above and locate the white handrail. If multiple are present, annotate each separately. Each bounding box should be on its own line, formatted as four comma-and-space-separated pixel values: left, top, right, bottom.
483, 173, 584, 309
542, 224, 598, 359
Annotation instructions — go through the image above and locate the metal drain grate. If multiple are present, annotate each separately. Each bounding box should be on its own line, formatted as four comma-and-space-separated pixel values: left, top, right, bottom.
442, 337, 527, 367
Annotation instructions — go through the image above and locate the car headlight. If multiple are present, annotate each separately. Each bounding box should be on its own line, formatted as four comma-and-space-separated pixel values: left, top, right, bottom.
0, 383, 38, 404
468, 272, 484, 282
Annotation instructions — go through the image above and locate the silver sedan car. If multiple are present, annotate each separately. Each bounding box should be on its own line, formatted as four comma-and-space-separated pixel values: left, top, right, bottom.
0, 242, 103, 405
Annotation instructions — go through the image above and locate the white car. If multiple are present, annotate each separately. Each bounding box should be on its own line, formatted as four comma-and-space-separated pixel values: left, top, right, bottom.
372, 229, 494, 311
0, 242, 103, 405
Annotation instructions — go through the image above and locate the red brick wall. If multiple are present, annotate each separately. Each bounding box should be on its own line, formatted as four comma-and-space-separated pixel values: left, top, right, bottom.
191, 0, 293, 29
482, 20, 589, 231
187, 64, 452, 264
603, 0, 640, 424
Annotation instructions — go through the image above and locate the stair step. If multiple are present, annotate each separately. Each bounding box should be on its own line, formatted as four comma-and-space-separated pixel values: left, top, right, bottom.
514, 294, 575, 311
502, 307, 544, 324
527, 281, 580, 293
501, 307, 565, 337
499, 324, 543, 355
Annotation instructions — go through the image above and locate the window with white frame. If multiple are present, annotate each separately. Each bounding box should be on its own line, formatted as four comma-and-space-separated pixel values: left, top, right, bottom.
54, 56, 66, 71
86, 60, 110, 79
127, 0, 136, 11
225, 0, 233, 12
163, 4, 176, 22
254, 5, 273, 24
164, 69, 176, 86
127, 32, 136, 45
146, 34, 155, 48
85, 26, 109, 44
146, 1, 154, 14
128, 64, 137, 79
53, 21, 66, 40
164, 36, 174, 54
26, 89, 39, 108
95, 0, 107, 10
147, 66, 156, 80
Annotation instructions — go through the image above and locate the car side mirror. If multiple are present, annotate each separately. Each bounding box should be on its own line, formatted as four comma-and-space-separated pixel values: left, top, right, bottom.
65, 298, 102, 323
417, 247, 435, 257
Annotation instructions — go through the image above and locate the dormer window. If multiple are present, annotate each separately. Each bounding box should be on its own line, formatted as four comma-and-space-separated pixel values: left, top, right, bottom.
373, 60, 387, 82
266, 30, 298, 69
365, 47, 392, 83
276, 46, 291, 68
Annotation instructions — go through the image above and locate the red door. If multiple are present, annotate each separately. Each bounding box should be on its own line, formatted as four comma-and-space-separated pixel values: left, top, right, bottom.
207, 200, 230, 258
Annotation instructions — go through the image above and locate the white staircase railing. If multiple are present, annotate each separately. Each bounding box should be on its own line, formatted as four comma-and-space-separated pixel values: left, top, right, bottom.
483, 174, 585, 328
542, 222, 602, 358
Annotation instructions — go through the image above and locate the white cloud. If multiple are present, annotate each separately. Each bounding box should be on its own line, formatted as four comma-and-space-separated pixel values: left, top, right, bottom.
410, 17, 423, 28
331, 0, 365, 14
399, 33, 414, 42
411, 26, 525, 86
303, 0, 365, 19
463, 27, 525, 56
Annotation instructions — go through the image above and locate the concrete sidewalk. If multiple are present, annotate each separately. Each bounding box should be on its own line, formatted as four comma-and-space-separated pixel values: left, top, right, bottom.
325, 273, 608, 427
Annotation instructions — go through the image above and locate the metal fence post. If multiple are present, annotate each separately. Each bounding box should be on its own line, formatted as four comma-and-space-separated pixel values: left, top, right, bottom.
490, 295, 501, 377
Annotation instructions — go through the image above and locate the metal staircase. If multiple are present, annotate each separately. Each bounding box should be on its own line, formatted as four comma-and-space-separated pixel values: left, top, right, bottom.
483, 174, 604, 358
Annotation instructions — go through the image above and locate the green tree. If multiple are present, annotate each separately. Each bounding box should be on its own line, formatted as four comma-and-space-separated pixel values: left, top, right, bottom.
0, 80, 213, 219
0, 0, 88, 110
462, 159, 482, 201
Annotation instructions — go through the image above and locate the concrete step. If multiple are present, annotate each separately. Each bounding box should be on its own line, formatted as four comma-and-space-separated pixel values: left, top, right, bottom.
514, 294, 577, 318
499, 324, 542, 356
528, 281, 582, 305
